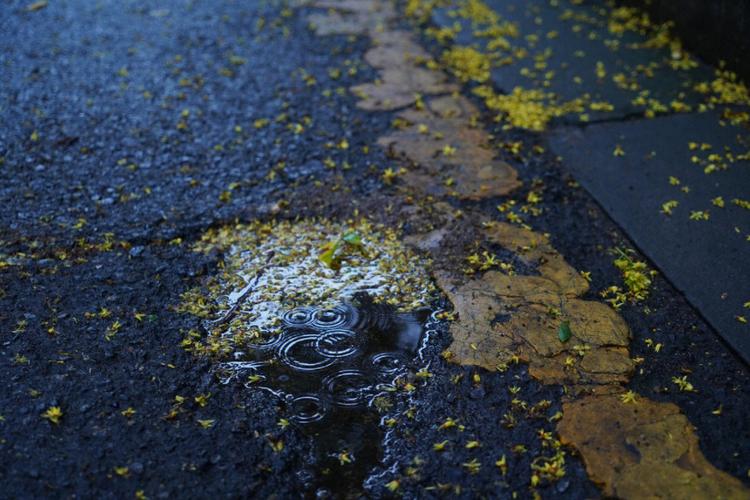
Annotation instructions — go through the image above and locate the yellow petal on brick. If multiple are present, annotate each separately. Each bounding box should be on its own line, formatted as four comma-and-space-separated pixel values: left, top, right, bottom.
377, 95, 520, 200
349, 31, 457, 111
435, 222, 632, 391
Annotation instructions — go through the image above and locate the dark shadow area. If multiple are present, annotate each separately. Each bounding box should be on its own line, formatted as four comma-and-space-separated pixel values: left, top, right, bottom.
625, 0, 750, 81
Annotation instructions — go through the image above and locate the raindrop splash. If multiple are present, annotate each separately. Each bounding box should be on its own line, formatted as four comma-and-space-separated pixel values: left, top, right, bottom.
323, 369, 370, 407
314, 329, 360, 358
238, 298, 432, 417
277, 332, 338, 373
220, 294, 437, 496
289, 394, 328, 424
282, 307, 316, 327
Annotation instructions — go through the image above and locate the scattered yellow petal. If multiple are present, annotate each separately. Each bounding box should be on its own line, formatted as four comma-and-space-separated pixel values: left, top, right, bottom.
382, 167, 397, 185
198, 419, 215, 429
689, 210, 709, 221
620, 390, 637, 404
269, 439, 284, 452
660, 200, 678, 215
42, 406, 63, 424
114, 466, 130, 477
462, 458, 481, 474
439, 417, 457, 430
442, 144, 457, 156
338, 451, 352, 465
194, 393, 210, 407
672, 375, 696, 392
26, 1, 48, 11
433, 440, 449, 451
495, 454, 508, 475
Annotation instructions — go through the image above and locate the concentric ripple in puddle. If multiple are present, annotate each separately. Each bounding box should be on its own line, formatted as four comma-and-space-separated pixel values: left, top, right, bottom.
181, 219, 440, 495
222, 295, 434, 496
231, 296, 430, 424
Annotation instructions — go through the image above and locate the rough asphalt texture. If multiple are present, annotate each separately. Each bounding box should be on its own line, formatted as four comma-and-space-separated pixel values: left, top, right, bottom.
1, 0, 749, 498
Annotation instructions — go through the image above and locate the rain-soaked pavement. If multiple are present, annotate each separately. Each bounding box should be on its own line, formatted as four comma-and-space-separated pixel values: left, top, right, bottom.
1, 0, 749, 498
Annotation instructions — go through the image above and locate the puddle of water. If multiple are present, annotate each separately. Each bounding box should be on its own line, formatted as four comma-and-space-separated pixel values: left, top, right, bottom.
221, 294, 432, 496
185, 219, 441, 495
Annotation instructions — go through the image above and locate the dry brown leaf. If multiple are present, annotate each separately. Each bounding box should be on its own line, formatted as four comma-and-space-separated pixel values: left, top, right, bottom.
365, 31, 430, 68
558, 394, 749, 499
435, 222, 632, 388
485, 221, 589, 296
313, 0, 388, 13
351, 67, 456, 110
308, 0, 394, 36
350, 31, 457, 110
378, 95, 520, 199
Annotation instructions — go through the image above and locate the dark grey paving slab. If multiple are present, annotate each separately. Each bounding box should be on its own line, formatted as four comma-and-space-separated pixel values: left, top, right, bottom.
549, 111, 750, 363
432, 0, 715, 124
629, 0, 750, 81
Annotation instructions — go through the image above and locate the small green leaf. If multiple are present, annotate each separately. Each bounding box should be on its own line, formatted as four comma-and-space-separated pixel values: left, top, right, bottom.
558, 320, 572, 343
342, 230, 362, 246
319, 231, 366, 270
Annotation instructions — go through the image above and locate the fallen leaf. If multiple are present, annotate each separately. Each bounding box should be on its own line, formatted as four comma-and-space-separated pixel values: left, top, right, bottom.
350, 31, 457, 110
378, 95, 520, 199
558, 394, 749, 499
308, 0, 395, 36
435, 221, 632, 389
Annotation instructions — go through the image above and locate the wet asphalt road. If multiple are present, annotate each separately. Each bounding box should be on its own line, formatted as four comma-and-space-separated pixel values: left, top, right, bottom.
1, 0, 749, 498
1, 1, 384, 497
